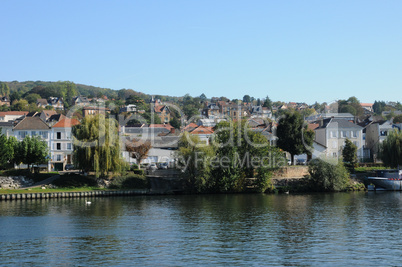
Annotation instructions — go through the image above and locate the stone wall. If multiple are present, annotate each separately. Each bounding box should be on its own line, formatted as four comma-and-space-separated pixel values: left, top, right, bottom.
0, 176, 34, 189
272, 166, 309, 179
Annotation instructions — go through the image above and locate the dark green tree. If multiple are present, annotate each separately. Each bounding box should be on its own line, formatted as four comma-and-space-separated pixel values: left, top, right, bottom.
263, 96, 272, 109
277, 111, 315, 165
169, 116, 181, 129
342, 139, 358, 173
243, 95, 251, 103
14, 136, 48, 170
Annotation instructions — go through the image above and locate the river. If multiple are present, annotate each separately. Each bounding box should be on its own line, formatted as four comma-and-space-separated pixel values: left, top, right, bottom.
1, 192, 402, 266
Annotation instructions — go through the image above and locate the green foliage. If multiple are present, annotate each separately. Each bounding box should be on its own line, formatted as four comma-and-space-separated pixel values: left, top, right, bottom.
109, 174, 149, 189
209, 120, 283, 193
277, 110, 315, 164
15, 136, 49, 169
176, 132, 215, 193
25, 93, 42, 104
342, 138, 358, 173
72, 114, 123, 177
243, 95, 251, 103
0, 132, 17, 169
373, 100, 386, 115
393, 115, 402, 124
169, 116, 181, 129
11, 99, 29, 111
0, 82, 10, 96
380, 129, 402, 168
338, 96, 364, 117
52, 174, 97, 188
308, 158, 350, 192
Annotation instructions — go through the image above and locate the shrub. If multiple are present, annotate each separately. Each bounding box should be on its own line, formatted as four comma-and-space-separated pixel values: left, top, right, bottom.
307, 158, 350, 192
109, 174, 149, 189
52, 174, 97, 188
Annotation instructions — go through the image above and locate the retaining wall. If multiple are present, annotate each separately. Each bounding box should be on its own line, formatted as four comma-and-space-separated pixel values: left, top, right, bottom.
0, 189, 151, 201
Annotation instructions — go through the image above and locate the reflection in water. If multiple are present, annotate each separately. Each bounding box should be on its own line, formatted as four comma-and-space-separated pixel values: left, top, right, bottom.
1, 193, 402, 265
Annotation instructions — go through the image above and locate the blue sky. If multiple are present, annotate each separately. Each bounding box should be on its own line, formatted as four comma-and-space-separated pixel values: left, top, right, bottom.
1, 0, 401, 104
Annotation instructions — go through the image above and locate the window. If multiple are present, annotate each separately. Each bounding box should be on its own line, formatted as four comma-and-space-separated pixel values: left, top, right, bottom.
351, 131, 358, 138
57, 132, 61, 139
341, 131, 347, 138
57, 143, 61, 150
380, 131, 387, 136
31, 131, 36, 136
333, 152, 337, 158
19, 131, 27, 138
353, 141, 359, 147
39, 131, 48, 139
332, 141, 337, 149
330, 131, 337, 138
67, 143, 72, 150
56, 154, 62, 161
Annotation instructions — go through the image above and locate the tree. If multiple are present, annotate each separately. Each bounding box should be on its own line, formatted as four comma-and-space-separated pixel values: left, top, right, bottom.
176, 132, 215, 193
277, 111, 315, 165
169, 116, 181, 129
25, 93, 42, 104
210, 120, 283, 193
0, 82, 10, 96
308, 158, 350, 192
243, 95, 251, 103
373, 100, 386, 115
380, 129, 402, 168
64, 81, 78, 108
0, 132, 14, 169
125, 139, 152, 169
393, 115, 402, 124
11, 99, 29, 111
342, 139, 358, 173
14, 136, 48, 170
73, 114, 123, 177
263, 96, 272, 110
199, 93, 207, 101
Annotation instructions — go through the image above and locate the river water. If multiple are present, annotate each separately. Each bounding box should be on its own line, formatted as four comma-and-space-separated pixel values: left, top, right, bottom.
1, 192, 402, 266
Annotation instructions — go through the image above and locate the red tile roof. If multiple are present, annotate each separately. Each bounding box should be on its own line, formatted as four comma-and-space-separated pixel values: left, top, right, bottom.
52, 118, 80, 128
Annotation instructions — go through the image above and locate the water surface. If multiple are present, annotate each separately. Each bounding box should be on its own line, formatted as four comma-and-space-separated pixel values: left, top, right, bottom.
1, 192, 402, 266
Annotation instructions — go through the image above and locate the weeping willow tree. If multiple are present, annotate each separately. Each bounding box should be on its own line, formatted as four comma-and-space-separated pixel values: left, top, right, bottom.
380, 129, 402, 168
72, 114, 123, 178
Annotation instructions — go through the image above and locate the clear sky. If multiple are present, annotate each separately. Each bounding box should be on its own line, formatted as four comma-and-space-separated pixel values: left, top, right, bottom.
1, 0, 401, 104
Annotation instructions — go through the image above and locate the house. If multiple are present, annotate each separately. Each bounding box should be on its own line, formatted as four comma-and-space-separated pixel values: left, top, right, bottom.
361, 103, 374, 114
82, 106, 111, 117
73, 96, 90, 106
120, 104, 137, 113
0, 121, 14, 137
48, 97, 64, 110
51, 118, 80, 171
365, 120, 394, 162
0, 111, 28, 122
13, 117, 52, 170
154, 103, 171, 123
0, 96, 10, 106
36, 99, 49, 109
186, 125, 214, 144
314, 118, 364, 160
202, 102, 220, 118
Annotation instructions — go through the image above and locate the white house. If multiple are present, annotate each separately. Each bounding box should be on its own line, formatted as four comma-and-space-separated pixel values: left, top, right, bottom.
50, 118, 80, 171
314, 118, 364, 160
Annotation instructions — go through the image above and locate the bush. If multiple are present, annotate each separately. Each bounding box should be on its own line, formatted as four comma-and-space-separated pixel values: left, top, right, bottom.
109, 174, 149, 189
132, 169, 145, 175
52, 174, 97, 188
307, 158, 350, 192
